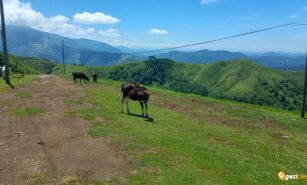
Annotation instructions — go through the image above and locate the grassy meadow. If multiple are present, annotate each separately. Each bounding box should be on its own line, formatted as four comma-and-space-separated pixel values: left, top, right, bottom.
54, 65, 307, 184
0, 58, 306, 184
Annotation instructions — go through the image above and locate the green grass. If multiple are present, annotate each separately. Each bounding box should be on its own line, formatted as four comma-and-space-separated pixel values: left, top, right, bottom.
66, 78, 307, 185
10, 107, 46, 117
16, 92, 32, 98
0, 74, 35, 94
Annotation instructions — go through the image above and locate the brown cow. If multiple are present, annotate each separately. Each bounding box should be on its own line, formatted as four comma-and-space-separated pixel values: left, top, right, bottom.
117, 83, 150, 117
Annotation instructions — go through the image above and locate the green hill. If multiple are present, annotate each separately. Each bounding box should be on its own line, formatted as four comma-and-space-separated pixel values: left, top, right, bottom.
54, 58, 304, 111
0, 53, 56, 93
0, 53, 56, 74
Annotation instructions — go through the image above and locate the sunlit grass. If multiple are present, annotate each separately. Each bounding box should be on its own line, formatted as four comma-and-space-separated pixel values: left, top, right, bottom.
68, 78, 307, 185
0, 73, 35, 94
10, 107, 46, 117
16, 92, 32, 98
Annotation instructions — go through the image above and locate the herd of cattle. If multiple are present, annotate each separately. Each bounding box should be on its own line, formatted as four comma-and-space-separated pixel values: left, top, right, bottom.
72, 72, 150, 117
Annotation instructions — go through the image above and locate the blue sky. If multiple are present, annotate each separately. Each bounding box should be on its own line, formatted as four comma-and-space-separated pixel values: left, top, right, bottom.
4, 0, 307, 52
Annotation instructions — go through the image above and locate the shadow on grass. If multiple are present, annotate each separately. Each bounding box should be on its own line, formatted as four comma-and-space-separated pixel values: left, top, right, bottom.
126, 113, 154, 122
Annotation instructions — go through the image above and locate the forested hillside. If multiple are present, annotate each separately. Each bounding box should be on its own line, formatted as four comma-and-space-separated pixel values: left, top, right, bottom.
53, 58, 305, 111
0, 53, 56, 74
3, 53, 304, 111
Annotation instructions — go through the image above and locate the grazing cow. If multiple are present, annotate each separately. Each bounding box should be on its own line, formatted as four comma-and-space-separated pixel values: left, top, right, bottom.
117, 83, 150, 117
1, 66, 5, 80
93, 73, 98, 83
72, 72, 89, 84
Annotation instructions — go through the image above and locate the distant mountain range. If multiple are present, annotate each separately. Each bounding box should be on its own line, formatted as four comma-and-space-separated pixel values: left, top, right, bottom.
247, 52, 305, 71
2, 25, 137, 66
159, 49, 247, 63
159, 50, 305, 70
1, 25, 305, 70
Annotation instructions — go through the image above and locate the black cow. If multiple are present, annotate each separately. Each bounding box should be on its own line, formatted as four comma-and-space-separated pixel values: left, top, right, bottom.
117, 83, 150, 117
72, 72, 89, 84
93, 73, 98, 83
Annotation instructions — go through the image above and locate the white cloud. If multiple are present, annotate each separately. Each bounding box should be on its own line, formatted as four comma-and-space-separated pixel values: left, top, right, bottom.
200, 0, 219, 5
86, 28, 95, 33
288, 14, 298, 19
2, 0, 97, 38
49, 15, 70, 24
99, 29, 121, 37
73, 12, 120, 24
149, 28, 168, 35
5, 0, 46, 27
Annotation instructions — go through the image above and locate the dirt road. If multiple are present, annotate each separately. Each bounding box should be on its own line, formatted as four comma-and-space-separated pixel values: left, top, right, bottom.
0, 75, 128, 184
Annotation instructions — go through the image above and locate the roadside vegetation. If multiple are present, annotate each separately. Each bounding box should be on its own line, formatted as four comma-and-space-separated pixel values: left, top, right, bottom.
0, 54, 56, 94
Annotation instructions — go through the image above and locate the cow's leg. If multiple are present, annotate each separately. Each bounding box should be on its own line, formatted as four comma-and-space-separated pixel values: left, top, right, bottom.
80, 78, 82, 84
74, 77, 77, 83
121, 97, 124, 113
83, 78, 86, 83
140, 101, 144, 116
126, 97, 130, 114
145, 102, 148, 117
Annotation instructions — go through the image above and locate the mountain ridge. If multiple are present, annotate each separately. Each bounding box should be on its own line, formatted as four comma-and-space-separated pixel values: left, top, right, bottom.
2, 25, 135, 66
159, 49, 305, 70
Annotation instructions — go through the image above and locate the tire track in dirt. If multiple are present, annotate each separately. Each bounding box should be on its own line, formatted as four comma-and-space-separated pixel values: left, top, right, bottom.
0, 75, 128, 184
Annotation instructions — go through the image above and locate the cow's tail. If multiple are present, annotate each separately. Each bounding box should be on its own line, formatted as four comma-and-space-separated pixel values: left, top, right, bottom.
117, 84, 124, 100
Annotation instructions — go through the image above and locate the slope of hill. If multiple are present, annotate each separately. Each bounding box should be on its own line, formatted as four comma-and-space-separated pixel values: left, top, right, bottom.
0, 53, 56, 93
53, 58, 304, 111
0, 53, 56, 74
2, 25, 136, 66
159, 49, 248, 63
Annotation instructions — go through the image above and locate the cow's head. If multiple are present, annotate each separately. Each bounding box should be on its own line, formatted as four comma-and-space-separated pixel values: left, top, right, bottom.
85, 76, 90, 81
137, 90, 150, 102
